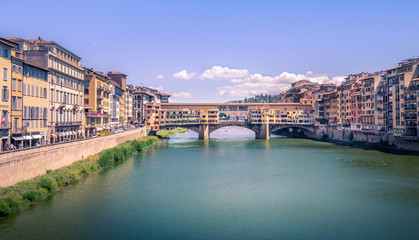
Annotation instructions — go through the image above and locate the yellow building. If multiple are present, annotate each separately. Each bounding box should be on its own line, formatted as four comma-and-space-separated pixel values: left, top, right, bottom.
0, 38, 13, 151
22, 62, 49, 146
83, 68, 111, 137
10, 50, 24, 148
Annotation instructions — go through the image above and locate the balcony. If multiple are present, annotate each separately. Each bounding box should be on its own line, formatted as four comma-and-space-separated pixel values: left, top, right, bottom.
98, 85, 104, 91
56, 121, 82, 126
85, 112, 105, 118
405, 96, 417, 102
97, 104, 104, 109
405, 105, 417, 111
98, 95, 104, 100
406, 122, 418, 128
0, 123, 10, 129
405, 115, 417, 120
405, 86, 418, 93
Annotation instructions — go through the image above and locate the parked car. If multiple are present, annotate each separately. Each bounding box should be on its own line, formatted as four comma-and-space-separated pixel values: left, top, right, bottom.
98, 130, 109, 136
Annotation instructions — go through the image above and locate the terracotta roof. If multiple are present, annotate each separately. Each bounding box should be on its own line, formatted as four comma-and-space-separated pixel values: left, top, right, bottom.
107, 71, 127, 76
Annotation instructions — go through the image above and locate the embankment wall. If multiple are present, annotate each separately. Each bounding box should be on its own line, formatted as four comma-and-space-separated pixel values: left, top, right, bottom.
310, 126, 419, 152
0, 127, 147, 187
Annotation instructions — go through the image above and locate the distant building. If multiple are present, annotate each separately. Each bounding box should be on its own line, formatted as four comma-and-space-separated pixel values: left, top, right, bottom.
83, 68, 111, 137
110, 80, 123, 128
107, 72, 126, 126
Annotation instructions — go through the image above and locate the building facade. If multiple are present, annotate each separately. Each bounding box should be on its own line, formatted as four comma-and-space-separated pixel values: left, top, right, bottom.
83, 68, 111, 137
0, 39, 13, 151
9, 37, 85, 143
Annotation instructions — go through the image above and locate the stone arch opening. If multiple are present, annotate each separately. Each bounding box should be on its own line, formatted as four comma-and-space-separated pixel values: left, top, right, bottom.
239, 113, 248, 121
219, 113, 227, 120
228, 113, 238, 121
210, 126, 256, 139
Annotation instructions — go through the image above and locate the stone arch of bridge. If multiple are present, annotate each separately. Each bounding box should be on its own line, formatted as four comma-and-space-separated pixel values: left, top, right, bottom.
269, 125, 315, 136
208, 124, 257, 134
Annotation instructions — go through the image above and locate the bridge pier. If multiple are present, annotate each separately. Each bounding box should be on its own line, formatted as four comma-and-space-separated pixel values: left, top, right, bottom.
255, 123, 270, 139
198, 124, 209, 139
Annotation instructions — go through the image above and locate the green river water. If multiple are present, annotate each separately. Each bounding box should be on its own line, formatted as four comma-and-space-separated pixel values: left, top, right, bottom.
1, 127, 419, 239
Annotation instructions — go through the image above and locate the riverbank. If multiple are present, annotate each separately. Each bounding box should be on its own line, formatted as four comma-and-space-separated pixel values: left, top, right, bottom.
0, 136, 158, 217
156, 128, 187, 138
274, 127, 419, 155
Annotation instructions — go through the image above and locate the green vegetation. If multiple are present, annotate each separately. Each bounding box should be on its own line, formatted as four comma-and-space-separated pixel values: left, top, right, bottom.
232, 94, 279, 103
156, 128, 187, 138
0, 136, 158, 217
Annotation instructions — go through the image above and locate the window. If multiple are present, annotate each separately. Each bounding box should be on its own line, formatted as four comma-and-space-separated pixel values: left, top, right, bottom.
23, 83, 26, 95
3, 48, 9, 58
44, 88, 47, 98
3, 68, 7, 81
11, 96, 16, 110
17, 97, 21, 110
2, 87, 8, 102
12, 78, 16, 91
84, 99, 89, 104
18, 80, 22, 92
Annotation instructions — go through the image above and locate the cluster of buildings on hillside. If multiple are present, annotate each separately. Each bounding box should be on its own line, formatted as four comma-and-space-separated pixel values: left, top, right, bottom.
0, 37, 170, 152
274, 58, 419, 138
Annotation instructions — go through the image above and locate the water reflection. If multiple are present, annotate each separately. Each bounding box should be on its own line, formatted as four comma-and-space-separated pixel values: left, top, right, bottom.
1, 128, 419, 239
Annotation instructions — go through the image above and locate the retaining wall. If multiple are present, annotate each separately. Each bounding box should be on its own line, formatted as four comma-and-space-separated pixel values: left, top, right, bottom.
310, 126, 419, 153
0, 127, 147, 187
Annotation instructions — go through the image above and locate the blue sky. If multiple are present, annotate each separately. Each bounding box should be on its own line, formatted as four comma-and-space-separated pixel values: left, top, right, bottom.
1, 0, 418, 102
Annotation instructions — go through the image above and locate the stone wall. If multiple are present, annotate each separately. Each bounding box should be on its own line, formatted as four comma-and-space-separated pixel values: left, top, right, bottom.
0, 127, 147, 187
309, 126, 419, 153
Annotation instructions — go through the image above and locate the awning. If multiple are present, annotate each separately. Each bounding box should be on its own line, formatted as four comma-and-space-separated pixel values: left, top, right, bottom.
96, 127, 103, 131
24, 135, 33, 140
32, 135, 43, 139
12, 135, 24, 141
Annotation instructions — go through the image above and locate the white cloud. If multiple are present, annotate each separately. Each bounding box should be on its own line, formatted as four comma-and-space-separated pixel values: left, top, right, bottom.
155, 74, 165, 79
172, 91, 194, 98
215, 69, 345, 98
200, 65, 249, 80
173, 70, 196, 80
149, 86, 164, 92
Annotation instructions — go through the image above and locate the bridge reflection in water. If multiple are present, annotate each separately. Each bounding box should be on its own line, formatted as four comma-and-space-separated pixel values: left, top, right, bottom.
145, 103, 316, 139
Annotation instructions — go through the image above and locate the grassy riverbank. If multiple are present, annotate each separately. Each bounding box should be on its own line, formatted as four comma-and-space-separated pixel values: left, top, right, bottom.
156, 128, 187, 138
0, 136, 158, 217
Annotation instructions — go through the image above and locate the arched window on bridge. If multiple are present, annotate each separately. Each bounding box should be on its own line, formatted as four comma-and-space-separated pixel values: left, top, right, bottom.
219, 113, 227, 121
228, 113, 237, 121
239, 113, 248, 121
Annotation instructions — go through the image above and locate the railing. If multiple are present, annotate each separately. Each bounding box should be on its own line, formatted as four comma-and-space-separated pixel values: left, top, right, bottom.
405, 86, 418, 92
405, 96, 417, 101
406, 122, 418, 127
0, 123, 10, 129
405, 106, 417, 111
56, 121, 82, 126
404, 115, 417, 120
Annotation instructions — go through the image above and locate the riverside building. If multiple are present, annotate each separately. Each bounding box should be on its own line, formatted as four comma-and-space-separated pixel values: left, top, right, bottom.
107, 72, 127, 126
0, 38, 13, 151
8, 37, 85, 143
109, 80, 123, 129
83, 68, 111, 137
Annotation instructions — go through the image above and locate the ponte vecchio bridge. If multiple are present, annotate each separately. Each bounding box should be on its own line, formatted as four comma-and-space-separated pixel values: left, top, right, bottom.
145, 102, 315, 139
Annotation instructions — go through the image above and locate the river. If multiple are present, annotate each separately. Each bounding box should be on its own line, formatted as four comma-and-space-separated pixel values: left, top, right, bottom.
1, 127, 419, 239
